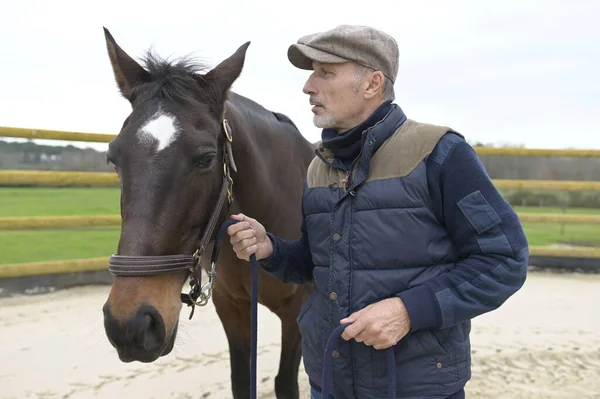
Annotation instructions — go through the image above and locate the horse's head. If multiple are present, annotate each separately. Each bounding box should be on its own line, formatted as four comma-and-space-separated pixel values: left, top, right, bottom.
100, 27, 249, 363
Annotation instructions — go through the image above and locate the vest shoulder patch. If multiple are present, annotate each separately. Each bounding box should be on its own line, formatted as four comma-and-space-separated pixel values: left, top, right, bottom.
366, 119, 461, 181
306, 155, 343, 188
306, 119, 462, 188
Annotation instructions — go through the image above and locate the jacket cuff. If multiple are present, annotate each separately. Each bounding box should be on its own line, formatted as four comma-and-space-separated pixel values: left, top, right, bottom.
397, 285, 443, 331
259, 232, 280, 271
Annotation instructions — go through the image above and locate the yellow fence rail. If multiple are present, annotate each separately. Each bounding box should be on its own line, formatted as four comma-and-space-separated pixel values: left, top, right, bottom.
0, 215, 121, 230
0, 257, 109, 278
493, 179, 600, 192
0, 126, 114, 143
2, 212, 600, 231
517, 213, 600, 224
3, 169, 600, 192
528, 246, 600, 259
2, 246, 600, 279
0, 170, 118, 187
474, 147, 600, 158
5, 124, 600, 157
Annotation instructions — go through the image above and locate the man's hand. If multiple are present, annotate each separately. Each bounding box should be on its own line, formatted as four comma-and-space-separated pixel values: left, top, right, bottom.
340, 297, 411, 350
226, 213, 273, 261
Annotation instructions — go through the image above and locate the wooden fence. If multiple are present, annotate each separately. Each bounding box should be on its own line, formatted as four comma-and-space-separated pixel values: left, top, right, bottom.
1, 125, 600, 279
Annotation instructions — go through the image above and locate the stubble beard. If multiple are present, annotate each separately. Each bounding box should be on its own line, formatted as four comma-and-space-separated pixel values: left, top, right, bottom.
313, 110, 338, 129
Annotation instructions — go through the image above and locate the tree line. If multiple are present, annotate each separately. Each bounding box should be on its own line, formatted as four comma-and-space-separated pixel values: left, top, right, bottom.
2, 139, 599, 208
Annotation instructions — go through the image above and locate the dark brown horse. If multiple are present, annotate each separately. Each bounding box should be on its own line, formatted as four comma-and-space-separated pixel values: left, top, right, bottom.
100, 28, 314, 399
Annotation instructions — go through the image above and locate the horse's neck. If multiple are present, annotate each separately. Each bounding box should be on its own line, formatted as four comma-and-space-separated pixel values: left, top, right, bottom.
227, 111, 313, 226
228, 125, 272, 216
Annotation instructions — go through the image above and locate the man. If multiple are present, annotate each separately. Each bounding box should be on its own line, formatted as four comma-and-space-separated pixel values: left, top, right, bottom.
227, 24, 529, 398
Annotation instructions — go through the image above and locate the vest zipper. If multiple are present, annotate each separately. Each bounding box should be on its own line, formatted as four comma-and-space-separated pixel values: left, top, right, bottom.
340, 170, 351, 192
341, 148, 362, 193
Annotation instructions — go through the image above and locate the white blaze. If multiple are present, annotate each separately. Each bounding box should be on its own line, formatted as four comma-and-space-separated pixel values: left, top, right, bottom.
137, 111, 179, 152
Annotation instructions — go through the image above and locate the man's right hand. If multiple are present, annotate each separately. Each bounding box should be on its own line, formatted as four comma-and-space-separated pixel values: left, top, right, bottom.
227, 213, 273, 261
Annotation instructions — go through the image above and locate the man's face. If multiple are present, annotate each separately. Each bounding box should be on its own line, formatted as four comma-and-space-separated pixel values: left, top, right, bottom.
303, 61, 366, 132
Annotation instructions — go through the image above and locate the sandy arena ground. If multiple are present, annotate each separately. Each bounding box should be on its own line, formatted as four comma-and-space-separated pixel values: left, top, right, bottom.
1, 270, 599, 399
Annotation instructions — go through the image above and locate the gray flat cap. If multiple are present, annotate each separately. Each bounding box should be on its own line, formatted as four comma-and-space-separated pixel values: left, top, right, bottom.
288, 24, 399, 83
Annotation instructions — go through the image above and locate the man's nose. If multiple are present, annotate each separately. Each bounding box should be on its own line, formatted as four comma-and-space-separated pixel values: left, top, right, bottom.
303, 76, 317, 96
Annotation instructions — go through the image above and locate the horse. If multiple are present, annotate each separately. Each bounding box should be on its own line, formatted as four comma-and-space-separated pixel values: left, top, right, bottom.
100, 27, 315, 399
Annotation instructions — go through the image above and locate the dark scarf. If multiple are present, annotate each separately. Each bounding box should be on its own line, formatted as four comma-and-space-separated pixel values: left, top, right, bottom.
321, 101, 393, 170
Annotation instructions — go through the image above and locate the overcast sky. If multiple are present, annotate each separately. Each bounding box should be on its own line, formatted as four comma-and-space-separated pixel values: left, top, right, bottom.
1, 0, 598, 152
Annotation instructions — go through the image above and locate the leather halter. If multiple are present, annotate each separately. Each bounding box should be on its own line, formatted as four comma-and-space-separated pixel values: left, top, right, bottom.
108, 118, 237, 319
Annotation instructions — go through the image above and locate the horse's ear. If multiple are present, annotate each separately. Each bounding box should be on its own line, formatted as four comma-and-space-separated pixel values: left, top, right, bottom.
103, 27, 151, 102
203, 42, 250, 103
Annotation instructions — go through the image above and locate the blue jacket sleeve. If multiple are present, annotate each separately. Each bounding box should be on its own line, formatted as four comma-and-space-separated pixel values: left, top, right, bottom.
259, 182, 315, 284
397, 133, 529, 331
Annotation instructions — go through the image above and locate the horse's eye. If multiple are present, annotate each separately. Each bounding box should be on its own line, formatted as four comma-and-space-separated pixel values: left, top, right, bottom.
106, 150, 118, 168
106, 141, 121, 168
193, 153, 216, 169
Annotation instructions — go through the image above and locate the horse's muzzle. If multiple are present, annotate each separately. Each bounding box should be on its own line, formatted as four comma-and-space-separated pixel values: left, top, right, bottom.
103, 302, 173, 363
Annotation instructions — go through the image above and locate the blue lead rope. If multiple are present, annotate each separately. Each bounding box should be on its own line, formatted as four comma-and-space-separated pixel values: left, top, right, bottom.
212, 220, 396, 399
321, 324, 397, 398
212, 219, 258, 399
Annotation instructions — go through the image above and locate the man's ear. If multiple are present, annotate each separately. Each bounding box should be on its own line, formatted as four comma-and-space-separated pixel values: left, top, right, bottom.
363, 70, 385, 100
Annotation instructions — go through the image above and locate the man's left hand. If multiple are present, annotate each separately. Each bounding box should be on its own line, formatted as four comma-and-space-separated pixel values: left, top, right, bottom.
340, 297, 411, 350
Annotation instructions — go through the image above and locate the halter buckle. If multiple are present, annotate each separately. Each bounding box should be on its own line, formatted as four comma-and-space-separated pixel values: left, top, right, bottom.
184, 259, 217, 319
223, 119, 233, 142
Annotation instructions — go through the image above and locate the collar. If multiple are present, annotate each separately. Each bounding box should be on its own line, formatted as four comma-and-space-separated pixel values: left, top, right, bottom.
320, 101, 394, 169
315, 104, 407, 194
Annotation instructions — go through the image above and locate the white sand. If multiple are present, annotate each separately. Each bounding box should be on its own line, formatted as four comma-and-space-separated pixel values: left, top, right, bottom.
0, 271, 599, 399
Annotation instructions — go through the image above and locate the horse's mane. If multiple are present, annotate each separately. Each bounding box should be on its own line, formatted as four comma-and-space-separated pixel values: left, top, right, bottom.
133, 50, 304, 140
131, 50, 219, 105
272, 111, 299, 131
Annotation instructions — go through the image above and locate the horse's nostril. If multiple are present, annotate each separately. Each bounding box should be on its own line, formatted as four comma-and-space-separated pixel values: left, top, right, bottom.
135, 305, 166, 352
148, 313, 157, 329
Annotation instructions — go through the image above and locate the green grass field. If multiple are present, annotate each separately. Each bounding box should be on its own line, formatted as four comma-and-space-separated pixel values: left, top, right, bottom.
512, 206, 600, 246
521, 222, 600, 246
1, 188, 599, 264
0, 187, 120, 217
512, 206, 600, 215
0, 228, 120, 264
0, 188, 121, 264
